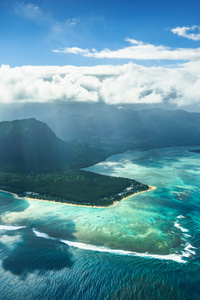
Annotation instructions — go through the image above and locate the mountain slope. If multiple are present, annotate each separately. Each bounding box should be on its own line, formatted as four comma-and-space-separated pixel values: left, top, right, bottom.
1, 103, 200, 154
45, 107, 200, 152
0, 118, 149, 206
0, 118, 106, 173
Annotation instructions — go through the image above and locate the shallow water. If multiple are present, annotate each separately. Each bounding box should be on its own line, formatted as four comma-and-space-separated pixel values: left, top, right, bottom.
0, 147, 200, 299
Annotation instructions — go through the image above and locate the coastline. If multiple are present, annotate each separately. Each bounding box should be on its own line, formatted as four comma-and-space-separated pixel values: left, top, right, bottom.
0, 186, 156, 209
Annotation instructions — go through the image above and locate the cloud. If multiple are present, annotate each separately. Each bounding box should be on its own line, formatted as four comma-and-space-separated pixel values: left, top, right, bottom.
1, 62, 200, 109
124, 38, 144, 45
14, 2, 47, 25
171, 26, 200, 41
14, 2, 80, 38
53, 47, 90, 55
66, 18, 80, 26
53, 38, 200, 61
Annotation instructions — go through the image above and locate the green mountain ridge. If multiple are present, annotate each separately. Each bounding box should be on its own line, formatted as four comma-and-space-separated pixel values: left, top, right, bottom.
0, 118, 148, 206
47, 108, 200, 152
1, 103, 200, 155
0, 118, 106, 173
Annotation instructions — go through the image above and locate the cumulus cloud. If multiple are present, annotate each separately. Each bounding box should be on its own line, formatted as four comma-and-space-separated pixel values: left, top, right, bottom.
0, 62, 200, 109
53, 38, 200, 61
171, 25, 200, 41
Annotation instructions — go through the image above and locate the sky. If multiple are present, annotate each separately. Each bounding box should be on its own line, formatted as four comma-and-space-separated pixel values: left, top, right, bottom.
1, 0, 200, 110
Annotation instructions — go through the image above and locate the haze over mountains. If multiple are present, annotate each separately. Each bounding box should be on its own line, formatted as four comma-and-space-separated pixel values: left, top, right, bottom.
1, 102, 200, 156
0, 118, 106, 173
47, 106, 200, 152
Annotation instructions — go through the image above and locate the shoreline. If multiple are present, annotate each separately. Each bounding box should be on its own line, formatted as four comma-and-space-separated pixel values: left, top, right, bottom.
0, 186, 156, 209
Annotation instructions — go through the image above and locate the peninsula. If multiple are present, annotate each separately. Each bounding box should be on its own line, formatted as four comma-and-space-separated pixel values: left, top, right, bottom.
0, 118, 150, 207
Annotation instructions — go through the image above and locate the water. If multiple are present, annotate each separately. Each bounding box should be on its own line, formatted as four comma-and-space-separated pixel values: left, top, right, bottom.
0, 147, 200, 299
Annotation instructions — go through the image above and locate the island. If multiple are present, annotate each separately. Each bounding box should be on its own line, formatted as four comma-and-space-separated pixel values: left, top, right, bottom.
0, 170, 153, 207
0, 118, 152, 207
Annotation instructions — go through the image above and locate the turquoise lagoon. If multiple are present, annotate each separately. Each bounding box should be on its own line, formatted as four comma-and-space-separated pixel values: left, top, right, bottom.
0, 147, 200, 299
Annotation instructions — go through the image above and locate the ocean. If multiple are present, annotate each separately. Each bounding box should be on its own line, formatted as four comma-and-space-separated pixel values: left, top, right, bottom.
0, 146, 200, 299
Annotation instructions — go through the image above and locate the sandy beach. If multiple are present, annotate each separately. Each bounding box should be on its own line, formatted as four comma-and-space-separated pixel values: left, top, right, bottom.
0, 186, 156, 209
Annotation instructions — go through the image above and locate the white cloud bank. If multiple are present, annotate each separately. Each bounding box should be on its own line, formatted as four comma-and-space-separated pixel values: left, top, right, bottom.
0, 62, 200, 108
171, 26, 200, 41
53, 38, 200, 61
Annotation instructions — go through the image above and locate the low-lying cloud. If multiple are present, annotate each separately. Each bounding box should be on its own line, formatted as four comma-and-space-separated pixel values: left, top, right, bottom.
0, 62, 200, 109
53, 38, 200, 61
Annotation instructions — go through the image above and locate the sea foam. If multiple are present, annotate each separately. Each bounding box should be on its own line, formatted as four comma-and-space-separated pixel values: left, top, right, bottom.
31, 229, 188, 264
60, 239, 187, 263
32, 229, 56, 240
174, 221, 189, 232
0, 226, 195, 264
177, 215, 185, 219
0, 225, 26, 230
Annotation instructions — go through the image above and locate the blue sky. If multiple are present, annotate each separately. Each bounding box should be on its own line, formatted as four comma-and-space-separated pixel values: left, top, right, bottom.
1, 0, 200, 66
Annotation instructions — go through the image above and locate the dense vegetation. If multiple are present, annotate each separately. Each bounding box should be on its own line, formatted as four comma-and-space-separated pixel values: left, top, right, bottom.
1, 104, 200, 206
0, 118, 149, 206
0, 171, 149, 206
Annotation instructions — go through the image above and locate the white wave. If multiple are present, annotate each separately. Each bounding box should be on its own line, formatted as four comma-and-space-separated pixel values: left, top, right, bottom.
32, 229, 56, 240
177, 215, 185, 219
183, 233, 192, 238
0, 225, 26, 231
174, 221, 189, 232
32, 229, 197, 264
184, 243, 197, 255
60, 239, 186, 264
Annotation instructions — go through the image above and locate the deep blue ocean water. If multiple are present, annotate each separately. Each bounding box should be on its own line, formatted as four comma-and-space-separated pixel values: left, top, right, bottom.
0, 147, 200, 300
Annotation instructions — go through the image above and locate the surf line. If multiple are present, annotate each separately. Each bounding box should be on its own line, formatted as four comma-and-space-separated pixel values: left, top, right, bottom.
0, 225, 26, 230
0, 225, 194, 264
32, 229, 187, 264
